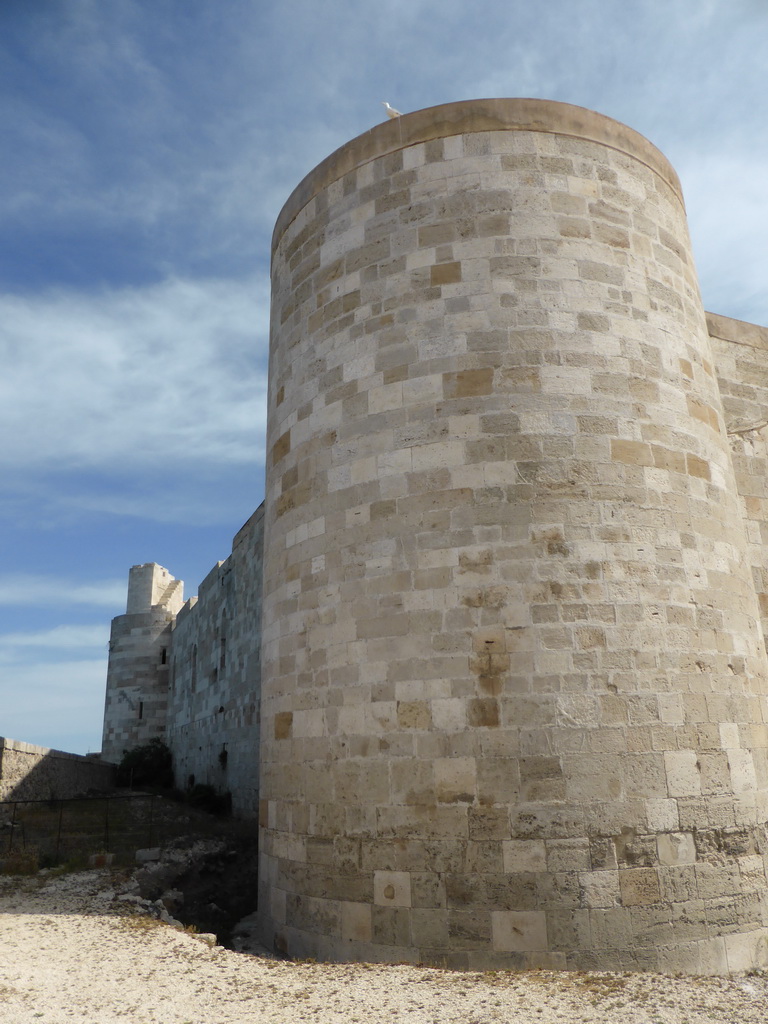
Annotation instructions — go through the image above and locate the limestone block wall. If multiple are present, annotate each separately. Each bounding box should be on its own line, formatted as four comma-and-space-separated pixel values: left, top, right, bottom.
101, 563, 184, 763
0, 738, 115, 802
259, 99, 768, 972
708, 313, 768, 649
126, 562, 180, 614
167, 505, 264, 817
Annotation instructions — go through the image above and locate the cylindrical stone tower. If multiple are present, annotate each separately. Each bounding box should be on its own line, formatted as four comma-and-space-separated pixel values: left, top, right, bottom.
259, 99, 768, 973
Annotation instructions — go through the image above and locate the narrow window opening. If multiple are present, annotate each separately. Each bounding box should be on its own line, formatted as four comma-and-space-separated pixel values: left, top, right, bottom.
138, 701, 144, 720
160, 647, 167, 665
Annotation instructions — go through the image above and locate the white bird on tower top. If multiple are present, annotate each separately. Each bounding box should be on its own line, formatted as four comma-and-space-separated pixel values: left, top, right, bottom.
382, 101, 402, 119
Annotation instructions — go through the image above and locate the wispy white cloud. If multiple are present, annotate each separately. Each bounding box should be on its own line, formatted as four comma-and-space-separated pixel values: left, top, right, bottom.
0, 624, 107, 651
0, 275, 269, 473
677, 152, 768, 325
0, 575, 125, 608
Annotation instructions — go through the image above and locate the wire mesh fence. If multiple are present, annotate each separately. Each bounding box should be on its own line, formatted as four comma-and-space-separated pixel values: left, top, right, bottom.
0, 793, 204, 871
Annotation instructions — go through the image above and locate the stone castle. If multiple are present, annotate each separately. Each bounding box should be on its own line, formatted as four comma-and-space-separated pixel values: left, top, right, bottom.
102, 99, 768, 973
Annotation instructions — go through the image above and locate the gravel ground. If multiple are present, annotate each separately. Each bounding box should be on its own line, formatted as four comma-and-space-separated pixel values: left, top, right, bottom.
1, 869, 768, 1023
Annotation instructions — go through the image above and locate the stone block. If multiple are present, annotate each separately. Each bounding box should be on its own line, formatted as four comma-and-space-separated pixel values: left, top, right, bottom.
434, 757, 476, 804
391, 759, 434, 805
135, 848, 161, 864
371, 905, 411, 947
546, 838, 591, 872
698, 937, 729, 976
725, 928, 768, 972
580, 870, 620, 909
430, 261, 462, 286
341, 901, 372, 943
660, 865, 698, 903
411, 872, 446, 908
619, 868, 661, 906
376, 804, 469, 840
286, 893, 341, 937
411, 908, 450, 949
657, 832, 697, 866
502, 839, 547, 873
88, 852, 114, 868
467, 698, 500, 727
270, 886, 287, 925
738, 855, 767, 894
622, 753, 671, 798
611, 439, 654, 466
729, 750, 758, 793
588, 907, 634, 951
547, 909, 592, 952
664, 750, 701, 797
695, 862, 742, 899
396, 700, 432, 729
491, 910, 548, 952
468, 807, 510, 841
447, 900, 495, 946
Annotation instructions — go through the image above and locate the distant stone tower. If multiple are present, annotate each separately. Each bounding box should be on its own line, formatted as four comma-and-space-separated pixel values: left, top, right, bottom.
101, 563, 184, 762
259, 99, 768, 972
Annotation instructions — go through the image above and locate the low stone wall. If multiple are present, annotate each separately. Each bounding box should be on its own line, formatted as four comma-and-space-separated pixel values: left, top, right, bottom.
0, 738, 115, 802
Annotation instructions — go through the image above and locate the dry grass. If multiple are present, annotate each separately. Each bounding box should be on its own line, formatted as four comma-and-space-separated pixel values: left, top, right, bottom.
114, 912, 165, 933
0, 847, 40, 875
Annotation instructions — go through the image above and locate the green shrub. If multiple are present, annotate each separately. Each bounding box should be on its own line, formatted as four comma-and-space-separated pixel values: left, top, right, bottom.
116, 739, 174, 789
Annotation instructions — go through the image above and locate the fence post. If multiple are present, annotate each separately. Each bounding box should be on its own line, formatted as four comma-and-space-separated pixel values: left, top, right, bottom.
8, 802, 17, 852
103, 797, 110, 852
148, 794, 155, 847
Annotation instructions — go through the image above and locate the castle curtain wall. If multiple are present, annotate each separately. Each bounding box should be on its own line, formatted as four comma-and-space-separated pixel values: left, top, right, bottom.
708, 313, 768, 652
166, 505, 264, 818
101, 509, 264, 819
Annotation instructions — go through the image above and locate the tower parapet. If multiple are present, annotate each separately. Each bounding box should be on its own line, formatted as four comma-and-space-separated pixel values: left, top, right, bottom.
259, 99, 768, 972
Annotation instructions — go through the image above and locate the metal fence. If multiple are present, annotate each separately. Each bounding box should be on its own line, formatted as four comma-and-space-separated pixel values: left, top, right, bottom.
0, 793, 182, 868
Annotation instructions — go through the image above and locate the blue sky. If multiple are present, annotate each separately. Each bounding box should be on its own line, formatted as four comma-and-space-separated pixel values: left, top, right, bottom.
1, 0, 767, 755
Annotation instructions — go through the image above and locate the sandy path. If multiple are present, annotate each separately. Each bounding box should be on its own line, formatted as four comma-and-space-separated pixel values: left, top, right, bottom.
1, 870, 768, 1023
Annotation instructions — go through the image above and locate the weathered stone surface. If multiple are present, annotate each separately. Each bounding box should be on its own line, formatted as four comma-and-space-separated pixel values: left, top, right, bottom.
0, 738, 114, 802
101, 563, 182, 761
258, 98, 768, 972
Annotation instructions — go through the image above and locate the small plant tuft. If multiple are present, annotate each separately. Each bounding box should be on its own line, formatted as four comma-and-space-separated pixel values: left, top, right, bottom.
0, 848, 40, 875
116, 912, 164, 933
